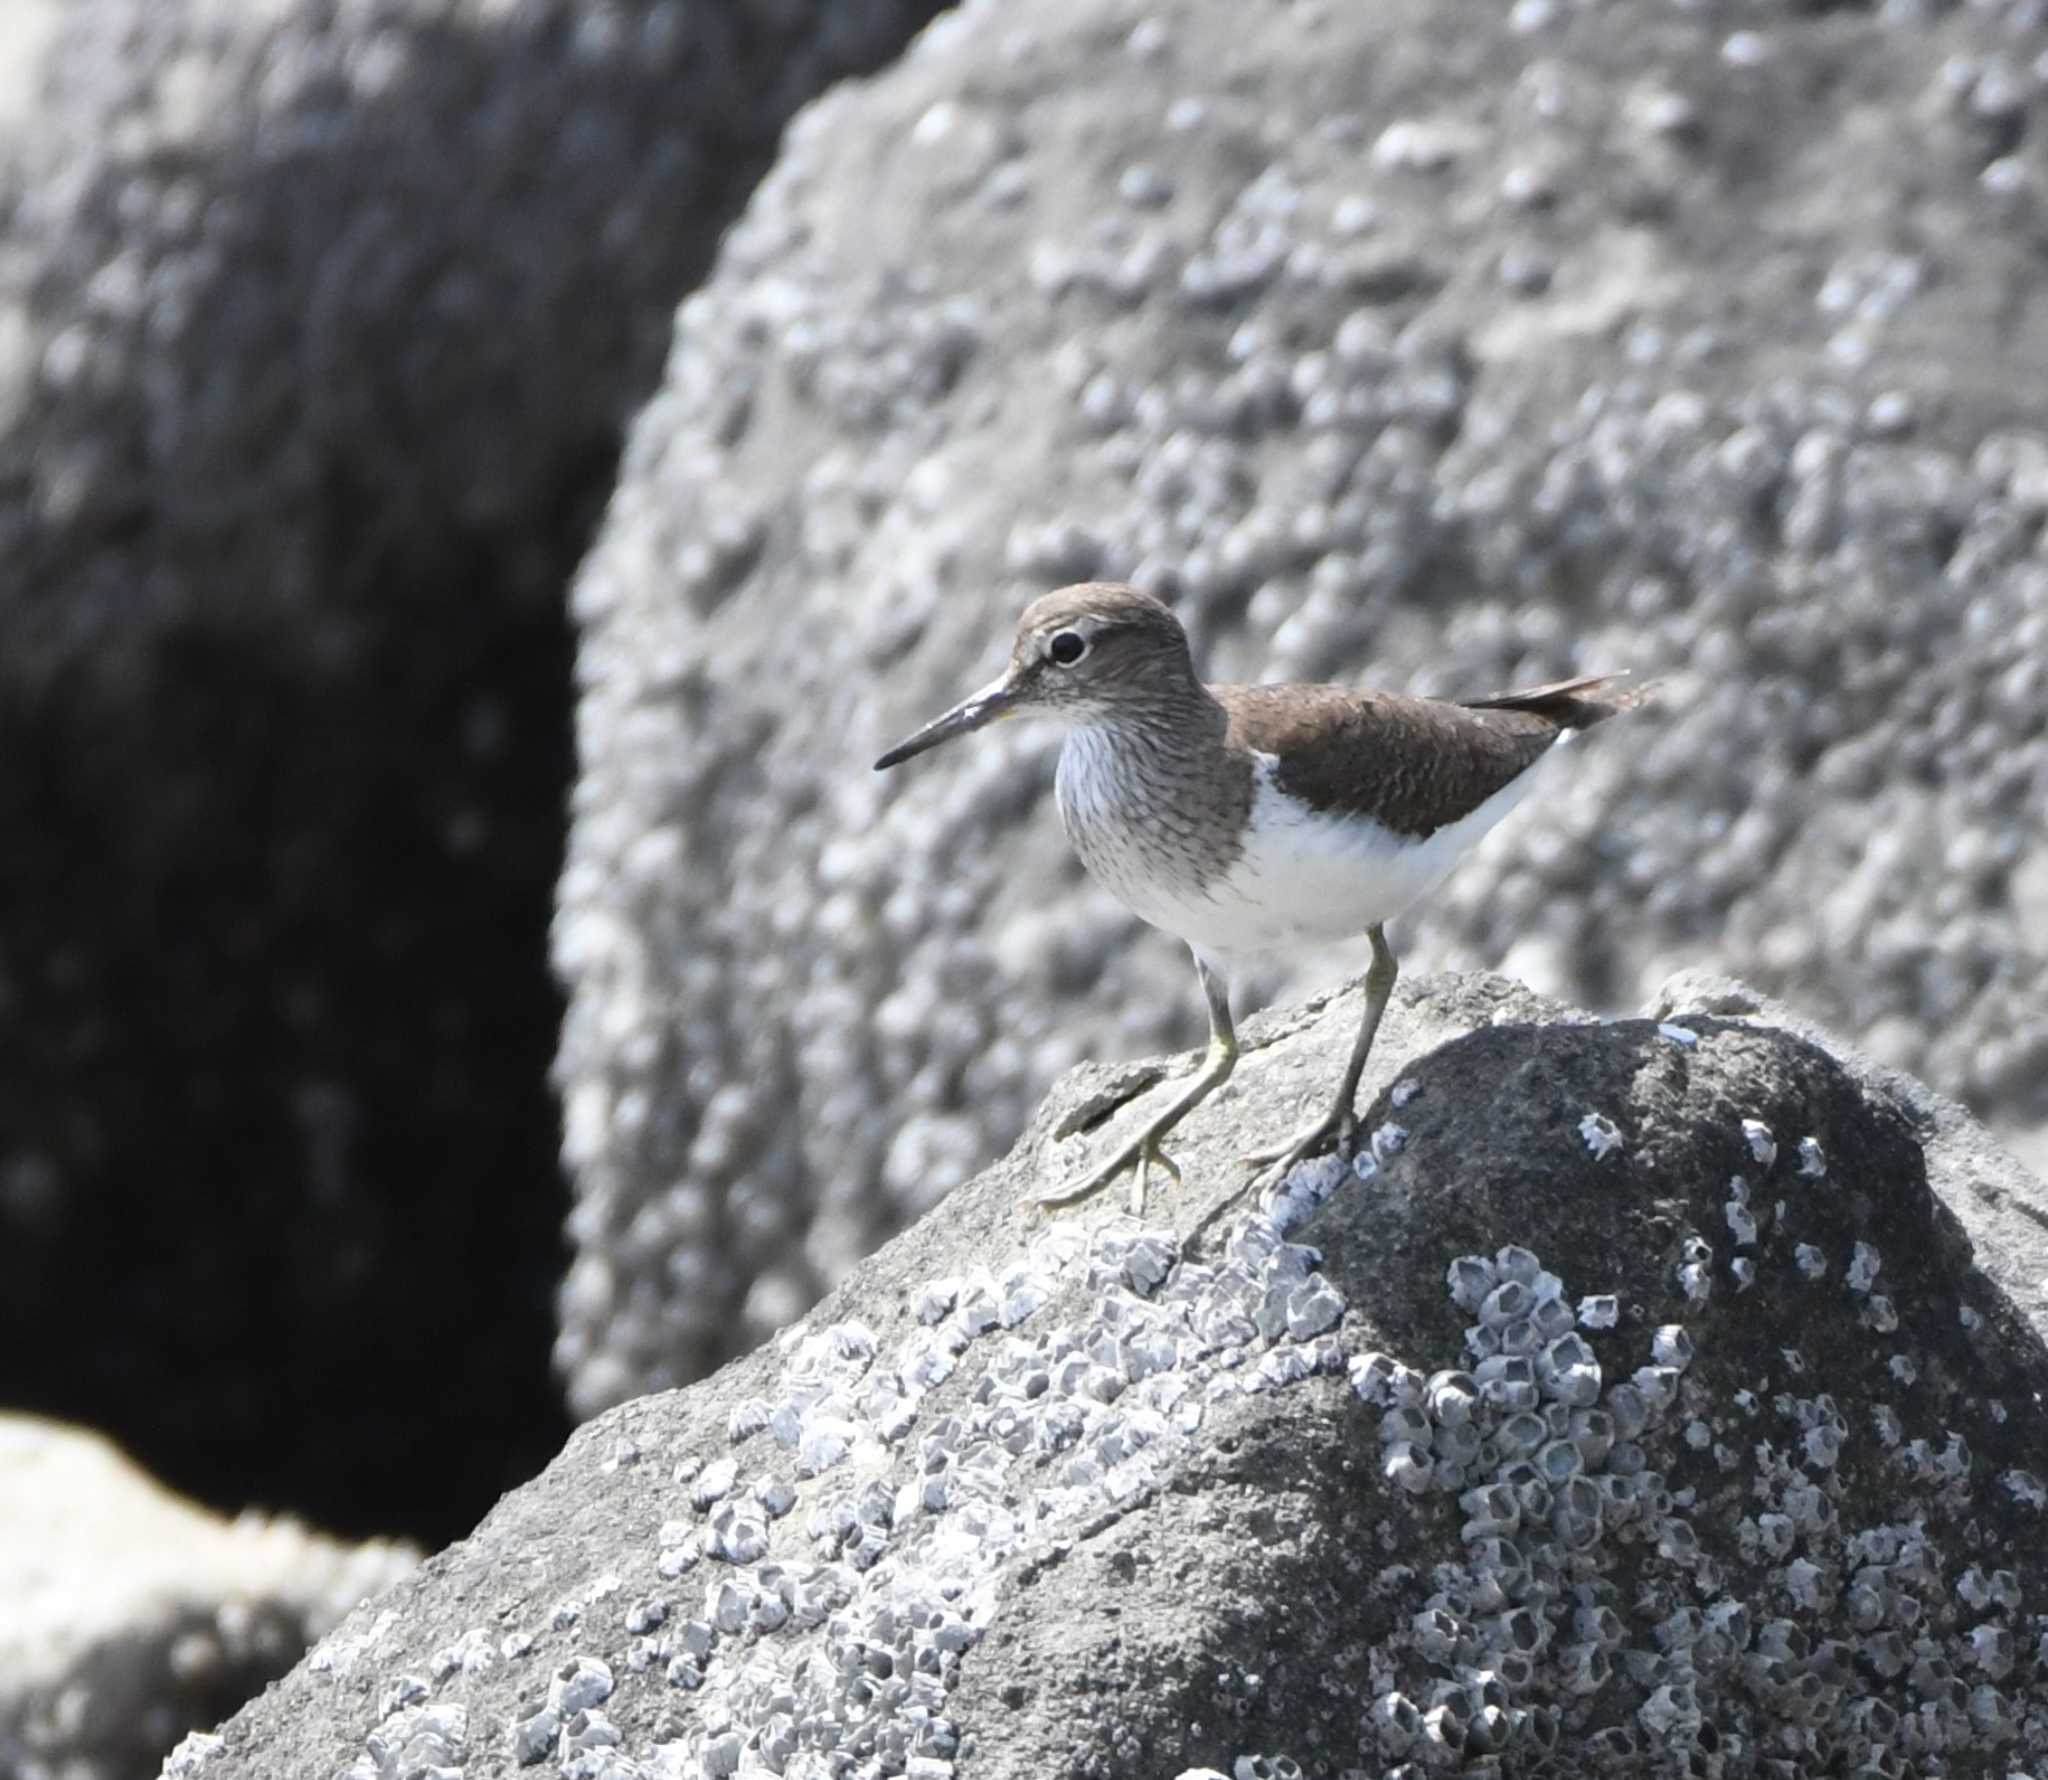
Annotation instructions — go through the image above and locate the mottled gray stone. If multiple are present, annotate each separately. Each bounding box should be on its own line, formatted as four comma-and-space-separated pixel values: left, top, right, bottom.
0, 0, 945, 1540
178, 970, 2048, 1779
1644, 967, 2048, 1349
0, 1414, 417, 1780
558, 0, 2048, 1410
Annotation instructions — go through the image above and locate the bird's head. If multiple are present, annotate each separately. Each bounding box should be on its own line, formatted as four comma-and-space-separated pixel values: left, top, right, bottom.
874, 582, 1196, 770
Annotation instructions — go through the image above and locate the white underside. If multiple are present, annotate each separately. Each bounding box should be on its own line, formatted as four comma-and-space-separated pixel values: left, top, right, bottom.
1096, 745, 1556, 967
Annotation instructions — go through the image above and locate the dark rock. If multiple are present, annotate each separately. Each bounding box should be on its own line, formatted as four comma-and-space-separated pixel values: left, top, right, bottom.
0, 0, 948, 1542
180, 970, 2048, 1779
558, 0, 2048, 1414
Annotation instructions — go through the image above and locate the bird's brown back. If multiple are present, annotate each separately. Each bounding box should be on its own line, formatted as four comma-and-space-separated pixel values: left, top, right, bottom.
1219, 674, 1638, 839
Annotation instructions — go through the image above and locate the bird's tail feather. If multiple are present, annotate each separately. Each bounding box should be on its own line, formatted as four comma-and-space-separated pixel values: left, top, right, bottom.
1460, 671, 1656, 730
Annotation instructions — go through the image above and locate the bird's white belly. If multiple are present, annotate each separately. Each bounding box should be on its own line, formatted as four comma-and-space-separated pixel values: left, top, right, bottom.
1109, 753, 1544, 962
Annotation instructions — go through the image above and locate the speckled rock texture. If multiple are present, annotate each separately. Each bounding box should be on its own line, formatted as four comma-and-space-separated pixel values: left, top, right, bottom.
0, 0, 945, 1541
556, 0, 2048, 1415
179, 971, 2048, 1780
0, 1414, 418, 1780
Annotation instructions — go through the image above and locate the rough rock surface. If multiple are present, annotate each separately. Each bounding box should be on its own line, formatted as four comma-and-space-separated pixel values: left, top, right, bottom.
0, 0, 945, 1540
0, 1414, 417, 1780
183, 971, 2048, 1780
556, 0, 2048, 1413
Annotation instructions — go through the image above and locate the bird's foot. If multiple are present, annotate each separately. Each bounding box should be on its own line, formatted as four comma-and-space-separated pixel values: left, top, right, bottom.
1037, 1125, 1184, 1219
1244, 1103, 1357, 1193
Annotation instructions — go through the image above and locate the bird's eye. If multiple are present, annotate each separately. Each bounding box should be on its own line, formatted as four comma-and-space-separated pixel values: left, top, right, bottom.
1047, 630, 1089, 667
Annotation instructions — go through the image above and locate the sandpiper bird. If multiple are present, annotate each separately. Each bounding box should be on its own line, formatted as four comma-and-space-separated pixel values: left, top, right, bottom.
874, 582, 1641, 1215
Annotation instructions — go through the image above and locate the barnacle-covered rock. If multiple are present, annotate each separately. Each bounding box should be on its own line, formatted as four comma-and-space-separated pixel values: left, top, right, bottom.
177, 968, 2048, 1779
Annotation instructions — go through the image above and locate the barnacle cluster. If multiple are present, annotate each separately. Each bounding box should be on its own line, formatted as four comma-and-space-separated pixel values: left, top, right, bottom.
1337, 1120, 2048, 1776
301, 1103, 2048, 1780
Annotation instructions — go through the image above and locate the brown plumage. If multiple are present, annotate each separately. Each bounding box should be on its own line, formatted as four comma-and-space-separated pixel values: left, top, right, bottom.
1222, 672, 1641, 839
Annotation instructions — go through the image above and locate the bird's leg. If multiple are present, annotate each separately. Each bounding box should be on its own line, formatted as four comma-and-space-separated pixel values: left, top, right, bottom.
1243, 924, 1398, 1183
1038, 951, 1236, 1218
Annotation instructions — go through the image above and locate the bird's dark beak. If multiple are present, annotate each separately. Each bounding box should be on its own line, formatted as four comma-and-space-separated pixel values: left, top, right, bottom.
874, 671, 1023, 770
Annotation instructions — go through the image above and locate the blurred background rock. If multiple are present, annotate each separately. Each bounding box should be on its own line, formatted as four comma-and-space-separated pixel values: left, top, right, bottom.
0, 1413, 418, 1780
0, 0, 943, 1555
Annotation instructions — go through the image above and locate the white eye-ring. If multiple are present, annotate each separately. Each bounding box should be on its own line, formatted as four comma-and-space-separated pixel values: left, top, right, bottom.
1047, 629, 1089, 667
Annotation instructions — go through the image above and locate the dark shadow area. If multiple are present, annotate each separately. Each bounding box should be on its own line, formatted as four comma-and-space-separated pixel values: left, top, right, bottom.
0, 0, 951, 1546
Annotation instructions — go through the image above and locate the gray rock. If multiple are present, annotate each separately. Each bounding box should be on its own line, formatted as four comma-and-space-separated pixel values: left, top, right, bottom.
1645, 966, 2048, 1352
0, 1414, 417, 1780
557, 0, 2048, 1413
175, 970, 2048, 1778
0, 0, 946, 1538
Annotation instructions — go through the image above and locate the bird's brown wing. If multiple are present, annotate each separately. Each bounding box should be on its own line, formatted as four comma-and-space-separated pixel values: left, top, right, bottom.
1218, 677, 1630, 839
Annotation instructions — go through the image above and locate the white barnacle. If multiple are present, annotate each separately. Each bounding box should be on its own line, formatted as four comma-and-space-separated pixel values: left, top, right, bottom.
1496, 1246, 1542, 1285
1381, 1441, 1434, 1494
1724, 1198, 1758, 1247
1535, 1333, 1602, 1407
1425, 1369, 1480, 1424
999, 1270, 1052, 1327
1604, 1383, 1648, 1437
1632, 1364, 1682, 1413
1783, 1559, 1827, 1610
827, 1320, 878, 1364
1650, 1325, 1695, 1371
1538, 1436, 1586, 1483
655, 1533, 701, 1582
1569, 1407, 1615, 1468
796, 1418, 856, 1478
1104, 1232, 1177, 1297
1480, 1278, 1533, 1327
709, 1506, 769, 1565
1370, 1691, 1422, 1754
690, 1458, 739, 1510
1475, 1354, 1538, 1412
727, 1398, 772, 1444
1578, 1111, 1624, 1158
1284, 1276, 1346, 1340
1445, 1254, 1496, 1312
1970, 1622, 2014, 1679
